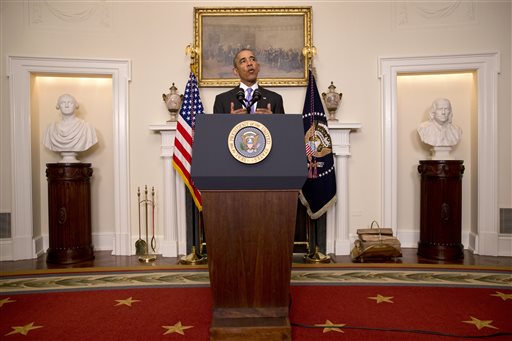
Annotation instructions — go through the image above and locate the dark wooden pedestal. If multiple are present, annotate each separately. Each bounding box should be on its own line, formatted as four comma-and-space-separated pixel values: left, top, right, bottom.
46, 163, 94, 264
417, 160, 464, 261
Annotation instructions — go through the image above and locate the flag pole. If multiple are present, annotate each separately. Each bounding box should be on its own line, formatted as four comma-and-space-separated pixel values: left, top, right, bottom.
198, 211, 207, 257
304, 217, 331, 263
180, 205, 207, 265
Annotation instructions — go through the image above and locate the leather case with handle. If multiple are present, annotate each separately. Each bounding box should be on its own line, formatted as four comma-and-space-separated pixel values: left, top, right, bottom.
351, 220, 402, 262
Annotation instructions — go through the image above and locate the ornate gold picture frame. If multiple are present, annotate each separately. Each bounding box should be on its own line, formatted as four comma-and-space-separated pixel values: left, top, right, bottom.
193, 7, 312, 87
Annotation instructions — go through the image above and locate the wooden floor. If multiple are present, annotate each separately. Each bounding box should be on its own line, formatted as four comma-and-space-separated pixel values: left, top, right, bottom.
1, 248, 511, 272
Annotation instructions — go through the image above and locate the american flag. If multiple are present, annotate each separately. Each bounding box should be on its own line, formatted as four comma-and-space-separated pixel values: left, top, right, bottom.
299, 69, 337, 219
172, 72, 204, 210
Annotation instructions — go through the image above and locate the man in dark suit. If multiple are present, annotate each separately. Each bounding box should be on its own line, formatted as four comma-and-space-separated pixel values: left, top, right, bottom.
213, 48, 285, 114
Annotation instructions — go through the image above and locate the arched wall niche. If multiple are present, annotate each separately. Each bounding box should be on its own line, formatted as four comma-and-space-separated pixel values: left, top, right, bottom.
6, 56, 131, 260
379, 52, 506, 256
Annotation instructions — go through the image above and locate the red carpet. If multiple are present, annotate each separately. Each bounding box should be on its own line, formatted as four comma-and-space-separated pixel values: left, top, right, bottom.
290, 286, 511, 340
1, 265, 511, 340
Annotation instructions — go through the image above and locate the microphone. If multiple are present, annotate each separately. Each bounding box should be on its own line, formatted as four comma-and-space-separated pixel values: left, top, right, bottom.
247, 89, 262, 113
250, 89, 262, 106
236, 89, 247, 109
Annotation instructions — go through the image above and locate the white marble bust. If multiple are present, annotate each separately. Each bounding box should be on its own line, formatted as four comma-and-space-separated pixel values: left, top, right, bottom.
43, 94, 98, 163
417, 98, 462, 147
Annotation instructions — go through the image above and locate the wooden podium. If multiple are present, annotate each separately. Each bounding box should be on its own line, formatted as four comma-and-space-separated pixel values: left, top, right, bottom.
417, 160, 464, 261
46, 163, 94, 264
191, 115, 308, 341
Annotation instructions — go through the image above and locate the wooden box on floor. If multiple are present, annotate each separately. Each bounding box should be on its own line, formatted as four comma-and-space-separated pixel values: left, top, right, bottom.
192, 115, 307, 341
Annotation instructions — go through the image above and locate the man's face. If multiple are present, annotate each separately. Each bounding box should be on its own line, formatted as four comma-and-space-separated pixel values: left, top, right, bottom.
233, 50, 260, 86
58, 95, 77, 116
433, 99, 451, 125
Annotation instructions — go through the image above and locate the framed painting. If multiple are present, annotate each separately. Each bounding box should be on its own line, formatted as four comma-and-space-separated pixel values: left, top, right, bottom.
193, 7, 312, 87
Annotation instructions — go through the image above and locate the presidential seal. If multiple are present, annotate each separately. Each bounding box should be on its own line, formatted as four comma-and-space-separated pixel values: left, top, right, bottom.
228, 120, 272, 164
305, 121, 333, 158
304, 121, 334, 179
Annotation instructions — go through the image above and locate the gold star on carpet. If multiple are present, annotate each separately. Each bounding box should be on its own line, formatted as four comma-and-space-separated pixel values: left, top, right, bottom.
368, 294, 394, 303
314, 320, 345, 333
0, 297, 16, 307
162, 321, 194, 335
5, 322, 43, 336
114, 297, 140, 307
490, 291, 512, 301
462, 316, 499, 330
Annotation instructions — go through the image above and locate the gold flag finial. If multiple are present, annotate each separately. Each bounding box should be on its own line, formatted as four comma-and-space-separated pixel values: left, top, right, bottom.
185, 44, 200, 76
302, 45, 317, 68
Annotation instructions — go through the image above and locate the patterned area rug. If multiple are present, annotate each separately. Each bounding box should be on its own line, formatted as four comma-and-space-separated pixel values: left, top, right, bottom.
1, 264, 511, 340
1, 264, 511, 292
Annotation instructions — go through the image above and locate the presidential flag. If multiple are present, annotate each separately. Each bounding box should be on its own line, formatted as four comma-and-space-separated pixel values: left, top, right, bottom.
299, 69, 337, 219
172, 71, 204, 210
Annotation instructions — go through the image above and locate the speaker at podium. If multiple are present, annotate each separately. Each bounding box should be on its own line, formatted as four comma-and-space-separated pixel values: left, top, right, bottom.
191, 114, 307, 341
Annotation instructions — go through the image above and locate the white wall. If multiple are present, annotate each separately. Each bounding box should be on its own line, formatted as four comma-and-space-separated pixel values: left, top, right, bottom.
1, 1, 510, 254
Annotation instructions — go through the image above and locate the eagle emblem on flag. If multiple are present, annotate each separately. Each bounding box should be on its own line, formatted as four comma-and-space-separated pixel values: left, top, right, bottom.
305, 121, 333, 161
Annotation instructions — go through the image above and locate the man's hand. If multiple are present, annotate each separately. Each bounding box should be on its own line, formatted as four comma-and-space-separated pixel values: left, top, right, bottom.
229, 102, 247, 114
254, 103, 273, 114
229, 102, 273, 114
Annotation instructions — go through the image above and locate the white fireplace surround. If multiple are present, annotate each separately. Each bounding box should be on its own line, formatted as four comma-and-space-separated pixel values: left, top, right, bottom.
149, 122, 361, 257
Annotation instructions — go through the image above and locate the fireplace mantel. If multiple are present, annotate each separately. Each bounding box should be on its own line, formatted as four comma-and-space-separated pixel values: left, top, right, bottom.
150, 120, 361, 257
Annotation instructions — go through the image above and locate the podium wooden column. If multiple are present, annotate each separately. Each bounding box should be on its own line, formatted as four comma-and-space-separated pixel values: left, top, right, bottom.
202, 191, 297, 340
191, 114, 307, 341
46, 163, 94, 264
417, 160, 464, 261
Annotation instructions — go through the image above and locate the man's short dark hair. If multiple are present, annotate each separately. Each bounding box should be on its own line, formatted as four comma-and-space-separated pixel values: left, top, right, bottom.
233, 48, 255, 67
